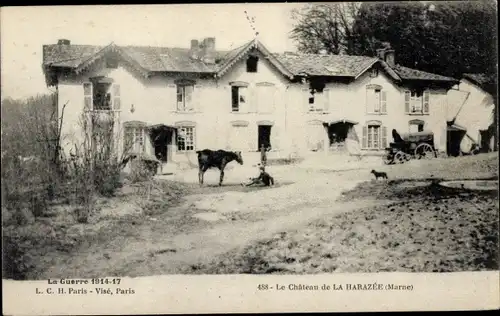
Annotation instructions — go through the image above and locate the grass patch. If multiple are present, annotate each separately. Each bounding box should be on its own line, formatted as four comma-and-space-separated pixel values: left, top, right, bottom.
184, 182, 498, 274
2, 179, 193, 280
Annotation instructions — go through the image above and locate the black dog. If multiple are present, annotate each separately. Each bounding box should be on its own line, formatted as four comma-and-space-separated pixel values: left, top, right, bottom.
371, 169, 388, 180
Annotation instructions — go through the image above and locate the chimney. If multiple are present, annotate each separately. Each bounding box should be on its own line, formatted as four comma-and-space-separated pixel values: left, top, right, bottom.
57, 39, 71, 45
384, 49, 395, 67
201, 37, 216, 64
376, 48, 386, 60
189, 39, 200, 60
376, 42, 395, 67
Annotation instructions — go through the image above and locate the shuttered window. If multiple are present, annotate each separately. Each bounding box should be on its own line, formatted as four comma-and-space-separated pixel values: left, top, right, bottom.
405, 89, 430, 114
112, 84, 121, 110
228, 125, 250, 151
83, 82, 93, 111
366, 85, 387, 114
256, 84, 275, 113
231, 86, 248, 112
380, 90, 387, 114
193, 85, 203, 112
404, 90, 411, 114
177, 85, 194, 112
423, 90, 430, 114
323, 88, 330, 112
362, 122, 387, 149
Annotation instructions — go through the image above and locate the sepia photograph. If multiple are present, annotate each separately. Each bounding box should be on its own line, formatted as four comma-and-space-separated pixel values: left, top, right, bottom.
1, 1, 499, 314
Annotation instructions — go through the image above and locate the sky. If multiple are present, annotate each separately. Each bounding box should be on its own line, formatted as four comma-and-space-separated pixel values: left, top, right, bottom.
0, 3, 305, 100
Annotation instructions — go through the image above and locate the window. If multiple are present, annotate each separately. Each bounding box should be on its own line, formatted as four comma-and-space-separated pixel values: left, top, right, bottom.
231, 86, 247, 112
362, 122, 387, 150
246, 56, 258, 73
92, 119, 115, 156
306, 121, 325, 151
309, 91, 315, 106
124, 125, 146, 154
307, 89, 330, 113
306, 88, 330, 112
229, 122, 250, 151
93, 83, 112, 110
176, 84, 194, 112
366, 85, 387, 114
373, 89, 381, 113
106, 57, 118, 69
409, 120, 425, 133
256, 83, 276, 113
177, 126, 195, 151
368, 125, 380, 149
83, 83, 92, 110
112, 84, 121, 110
370, 68, 378, 78
405, 90, 430, 114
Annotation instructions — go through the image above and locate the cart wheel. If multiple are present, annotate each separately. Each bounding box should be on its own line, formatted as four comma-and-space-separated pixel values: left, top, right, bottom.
382, 154, 393, 165
394, 151, 406, 164
415, 143, 436, 159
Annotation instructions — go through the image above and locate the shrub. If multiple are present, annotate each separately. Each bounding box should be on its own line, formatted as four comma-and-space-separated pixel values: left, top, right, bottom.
127, 155, 159, 183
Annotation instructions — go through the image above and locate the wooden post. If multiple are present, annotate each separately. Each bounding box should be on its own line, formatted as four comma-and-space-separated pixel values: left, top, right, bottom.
324, 123, 329, 157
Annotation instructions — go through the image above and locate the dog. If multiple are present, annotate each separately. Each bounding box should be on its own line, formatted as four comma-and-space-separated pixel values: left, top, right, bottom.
371, 169, 388, 180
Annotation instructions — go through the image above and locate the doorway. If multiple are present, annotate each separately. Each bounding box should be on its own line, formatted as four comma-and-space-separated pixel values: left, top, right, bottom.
149, 125, 174, 162
328, 122, 352, 145
327, 121, 357, 152
480, 129, 494, 152
258, 125, 272, 151
447, 129, 466, 157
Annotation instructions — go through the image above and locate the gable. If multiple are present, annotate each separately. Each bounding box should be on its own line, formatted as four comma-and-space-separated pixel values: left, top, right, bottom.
216, 39, 294, 80
219, 47, 292, 87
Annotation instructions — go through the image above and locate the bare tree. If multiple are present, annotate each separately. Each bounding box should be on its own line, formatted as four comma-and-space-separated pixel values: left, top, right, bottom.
290, 2, 361, 55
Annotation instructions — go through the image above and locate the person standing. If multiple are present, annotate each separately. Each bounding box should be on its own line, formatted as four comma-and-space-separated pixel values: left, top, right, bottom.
260, 144, 267, 170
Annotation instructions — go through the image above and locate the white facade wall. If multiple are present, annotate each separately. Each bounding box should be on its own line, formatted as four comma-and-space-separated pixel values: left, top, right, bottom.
57, 54, 452, 164
448, 79, 494, 144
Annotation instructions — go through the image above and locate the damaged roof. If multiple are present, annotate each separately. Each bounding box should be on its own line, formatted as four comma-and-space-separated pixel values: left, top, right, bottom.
42, 38, 458, 86
462, 73, 497, 93
272, 53, 379, 78
393, 65, 458, 82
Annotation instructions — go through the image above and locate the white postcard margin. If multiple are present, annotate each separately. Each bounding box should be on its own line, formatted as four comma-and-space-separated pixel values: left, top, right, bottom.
3, 271, 500, 314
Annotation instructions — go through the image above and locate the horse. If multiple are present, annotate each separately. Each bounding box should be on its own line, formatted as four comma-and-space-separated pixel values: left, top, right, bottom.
196, 149, 244, 186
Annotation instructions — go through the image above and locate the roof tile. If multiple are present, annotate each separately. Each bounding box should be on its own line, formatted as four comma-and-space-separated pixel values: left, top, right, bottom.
273, 53, 378, 77
42, 41, 458, 83
463, 73, 496, 87
394, 65, 457, 82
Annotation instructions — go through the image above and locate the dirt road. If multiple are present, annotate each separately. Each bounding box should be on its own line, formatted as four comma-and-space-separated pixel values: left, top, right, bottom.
26, 153, 499, 278
39, 167, 386, 278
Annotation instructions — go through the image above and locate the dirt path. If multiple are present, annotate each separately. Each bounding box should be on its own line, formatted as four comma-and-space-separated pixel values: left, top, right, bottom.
127, 198, 396, 275
41, 171, 389, 278
38, 153, 498, 278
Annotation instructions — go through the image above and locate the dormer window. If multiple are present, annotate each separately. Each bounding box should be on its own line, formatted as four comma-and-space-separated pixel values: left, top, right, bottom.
246, 56, 258, 73
106, 57, 118, 69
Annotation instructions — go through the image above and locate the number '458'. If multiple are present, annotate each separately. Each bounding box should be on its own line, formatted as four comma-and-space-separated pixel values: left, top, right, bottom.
258, 284, 269, 290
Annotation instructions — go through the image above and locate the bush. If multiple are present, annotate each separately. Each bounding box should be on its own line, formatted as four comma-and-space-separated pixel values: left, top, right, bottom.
93, 160, 122, 196
2, 234, 35, 280
127, 157, 159, 183
1, 95, 127, 279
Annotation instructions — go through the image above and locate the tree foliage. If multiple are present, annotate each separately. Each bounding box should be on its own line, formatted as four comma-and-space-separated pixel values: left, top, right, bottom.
290, 1, 498, 79
290, 3, 361, 55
